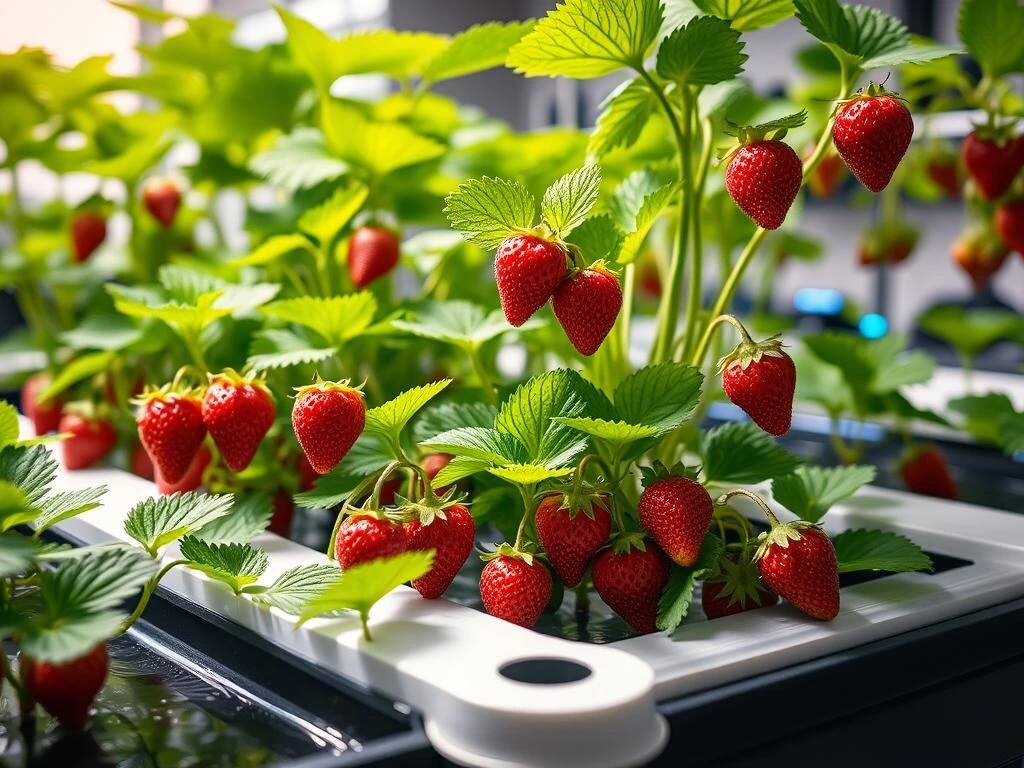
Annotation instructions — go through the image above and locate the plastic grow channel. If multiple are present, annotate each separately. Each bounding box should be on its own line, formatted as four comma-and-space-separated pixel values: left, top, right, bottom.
23, 414, 1024, 767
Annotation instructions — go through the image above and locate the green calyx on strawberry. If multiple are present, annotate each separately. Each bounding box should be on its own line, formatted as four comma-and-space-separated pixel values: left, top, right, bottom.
702, 550, 779, 620
718, 326, 796, 437
535, 487, 612, 588
291, 376, 365, 475
591, 532, 670, 634
961, 122, 1024, 201
402, 494, 476, 599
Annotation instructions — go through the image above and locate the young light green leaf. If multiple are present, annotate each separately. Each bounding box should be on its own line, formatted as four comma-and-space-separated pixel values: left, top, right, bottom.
495, 369, 590, 467
180, 536, 269, 593
232, 234, 315, 268
125, 492, 235, 554
870, 350, 935, 393
488, 464, 576, 485
656, 15, 747, 85
194, 493, 272, 544
540, 164, 602, 239
39, 351, 115, 403
844, 5, 908, 63
322, 101, 446, 177
262, 293, 377, 348
771, 465, 876, 523
433, 456, 492, 488
365, 380, 452, 442
20, 610, 124, 665
297, 550, 435, 640
957, 0, 1024, 79
108, 286, 232, 341
554, 417, 659, 445
656, 533, 723, 633
0, 445, 57, 505
0, 403, 18, 449
421, 20, 537, 84
34, 486, 106, 533
246, 329, 337, 372
414, 402, 498, 442
619, 180, 680, 264
296, 183, 369, 246
0, 533, 36, 577
249, 128, 349, 193
861, 42, 963, 70
247, 564, 339, 615
444, 176, 537, 251
693, 0, 794, 31
702, 421, 803, 486
507, 0, 664, 78
948, 393, 1016, 444
0, 481, 38, 532
41, 544, 157, 616
392, 301, 524, 347
615, 363, 704, 435
833, 529, 934, 574
587, 78, 656, 159
566, 215, 624, 263
739, 110, 808, 135
420, 427, 525, 465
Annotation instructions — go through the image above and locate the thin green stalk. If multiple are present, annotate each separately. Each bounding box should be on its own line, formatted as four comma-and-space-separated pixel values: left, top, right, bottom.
467, 343, 498, 405
680, 116, 715, 360
513, 484, 537, 550
0, 641, 27, 702
619, 262, 636, 363
119, 560, 187, 634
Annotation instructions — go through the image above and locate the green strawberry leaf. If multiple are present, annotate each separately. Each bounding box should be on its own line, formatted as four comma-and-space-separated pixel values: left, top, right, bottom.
615, 362, 704, 436
421, 20, 537, 85
34, 486, 107, 533
957, 0, 1024, 79
296, 183, 369, 246
179, 536, 269, 593
861, 42, 963, 70
656, 533, 723, 633
701, 422, 803, 486
947, 393, 1017, 444
232, 234, 315, 268
433, 456, 492, 488
1000, 413, 1024, 455
793, 0, 854, 52
365, 380, 452, 444
420, 427, 526, 465
0, 482, 39, 532
296, 550, 435, 640
261, 293, 377, 348
566, 215, 624, 263
507, 0, 663, 78
802, 331, 931, 398
246, 564, 339, 615
321, 101, 446, 177
0, 403, 18, 449
917, 306, 1023, 360
246, 329, 337, 373
692, 0, 794, 31
414, 402, 499, 442
587, 78, 657, 159
0, 445, 57, 505
488, 464, 576, 485
540, 164, 602, 240
617, 178, 680, 264
20, 611, 124, 665
194, 493, 272, 544
444, 176, 537, 251
554, 417, 659, 445
38, 351, 115, 403
249, 128, 349, 194
656, 15, 748, 85
41, 544, 157, 617
125, 492, 235, 555
771, 465, 875, 523
832, 529, 933, 574
294, 471, 363, 510
108, 287, 233, 342
844, 5, 908, 63
0, 533, 37, 577
61, 312, 146, 352
392, 300, 529, 347
870, 350, 935, 393
495, 369, 591, 468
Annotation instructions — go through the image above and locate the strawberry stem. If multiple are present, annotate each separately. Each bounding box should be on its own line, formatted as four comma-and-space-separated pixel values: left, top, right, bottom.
513, 484, 537, 551
716, 489, 781, 529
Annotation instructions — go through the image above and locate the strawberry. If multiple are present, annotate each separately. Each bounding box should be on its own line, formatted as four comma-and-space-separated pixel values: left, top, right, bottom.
535, 493, 612, 587
551, 263, 622, 356
201, 370, 275, 472
952, 228, 1010, 289
962, 130, 1024, 200
720, 332, 796, 436
592, 536, 670, 634
899, 445, 958, 500
637, 252, 662, 299
70, 211, 106, 263
379, 476, 401, 506
755, 515, 839, 621
21, 644, 108, 731
995, 199, 1024, 256
291, 379, 365, 475
832, 84, 914, 193
701, 552, 778, 619
136, 389, 207, 485
725, 139, 802, 230
347, 226, 400, 288
856, 222, 918, 266
334, 513, 406, 569
130, 442, 155, 480
421, 452, 453, 495
494, 234, 567, 326
637, 469, 713, 567
141, 177, 182, 229
269, 491, 294, 537
479, 547, 552, 628
20, 373, 62, 435
156, 445, 211, 495
60, 412, 116, 470
805, 145, 846, 198
404, 503, 476, 598
926, 156, 961, 199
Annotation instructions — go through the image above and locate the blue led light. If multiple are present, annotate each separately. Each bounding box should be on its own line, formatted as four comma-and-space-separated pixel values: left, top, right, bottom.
793, 288, 844, 316
859, 313, 888, 338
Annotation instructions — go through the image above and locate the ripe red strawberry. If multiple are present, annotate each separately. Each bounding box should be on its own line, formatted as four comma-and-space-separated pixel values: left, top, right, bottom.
701, 552, 778, 619
269, 491, 294, 537
21, 373, 62, 435
995, 200, 1024, 256
70, 211, 106, 263
637, 471, 713, 567
755, 517, 839, 621
494, 234, 567, 326
421, 452, 453, 495
637, 252, 662, 299
141, 177, 182, 229
832, 86, 914, 193
21, 644, 108, 731
592, 536, 670, 634
952, 228, 1010, 289
347, 226, 400, 288
926, 157, 960, 198
805, 146, 846, 198
156, 445, 211, 495
726, 140, 803, 229
136, 390, 207, 484
334, 514, 406, 569
130, 442, 155, 480
856, 222, 918, 266
201, 370, 275, 472
962, 131, 1024, 200
479, 549, 552, 628
552, 263, 622, 356
60, 412, 116, 470
720, 333, 796, 436
899, 445, 958, 500
404, 503, 476, 598
379, 476, 401, 506
291, 380, 365, 475
535, 493, 612, 587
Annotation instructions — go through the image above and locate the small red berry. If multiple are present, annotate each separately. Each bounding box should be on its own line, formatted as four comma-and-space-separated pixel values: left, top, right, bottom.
756, 521, 839, 621
137, 391, 207, 485
292, 380, 365, 475
592, 539, 670, 634
535, 493, 612, 587
637, 474, 713, 567
899, 445, 958, 501
832, 89, 914, 193
202, 371, 275, 472
494, 234, 567, 327
60, 412, 117, 470
479, 552, 552, 628
334, 514, 406, 570
551, 264, 622, 356
347, 226, 400, 289
141, 177, 182, 229
70, 212, 106, 263
21, 644, 108, 731
962, 131, 1024, 200
726, 140, 803, 230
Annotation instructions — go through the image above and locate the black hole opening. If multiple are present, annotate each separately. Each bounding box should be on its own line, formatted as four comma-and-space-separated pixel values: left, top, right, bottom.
499, 658, 592, 685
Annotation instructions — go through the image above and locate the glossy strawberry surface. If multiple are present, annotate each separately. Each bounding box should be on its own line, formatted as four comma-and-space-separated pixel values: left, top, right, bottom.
335, 515, 406, 570
21, 644, 108, 731
758, 527, 840, 621
21, 373, 62, 435
60, 414, 116, 470
962, 132, 1024, 200
899, 446, 959, 501
833, 95, 913, 193
292, 384, 365, 475
725, 140, 803, 230
202, 376, 275, 472
348, 226, 400, 288
479, 554, 552, 628
592, 543, 670, 634
405, 504, 476, 598
137, 394, 207, 484
535, 494, 612, 587
552, 266, 622, 356
494, 234, 566, 327
638, 476, 713, 567
722, 350, 797, 436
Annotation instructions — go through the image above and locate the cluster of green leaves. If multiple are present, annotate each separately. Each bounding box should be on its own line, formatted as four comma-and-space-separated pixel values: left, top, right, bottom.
948, 394, 1024, 456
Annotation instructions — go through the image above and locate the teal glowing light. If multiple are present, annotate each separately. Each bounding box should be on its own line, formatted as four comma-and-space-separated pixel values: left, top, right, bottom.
859, 313, 888, 338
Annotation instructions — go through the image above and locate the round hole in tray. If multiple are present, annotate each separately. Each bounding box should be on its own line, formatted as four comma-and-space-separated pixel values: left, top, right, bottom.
499, 658, 592, 685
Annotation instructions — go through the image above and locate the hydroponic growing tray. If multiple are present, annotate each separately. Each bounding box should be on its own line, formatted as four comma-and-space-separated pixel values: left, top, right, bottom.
39, 419, 1024, 768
